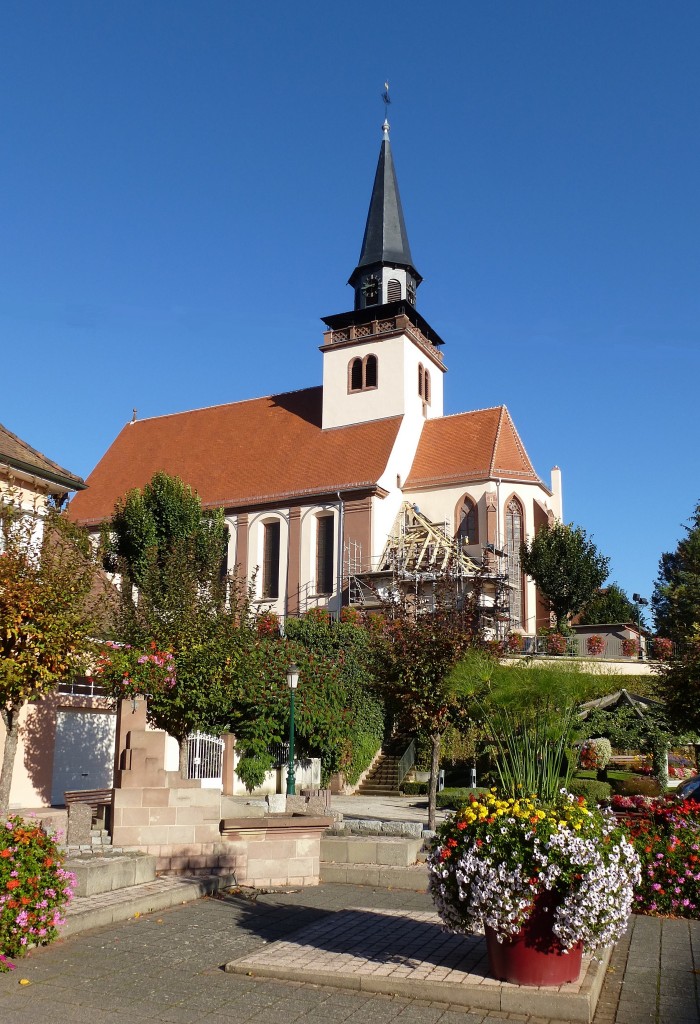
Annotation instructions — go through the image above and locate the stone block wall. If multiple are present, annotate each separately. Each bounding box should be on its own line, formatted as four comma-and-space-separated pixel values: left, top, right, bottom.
111, 785, 238, 876
219, 816, 332, 887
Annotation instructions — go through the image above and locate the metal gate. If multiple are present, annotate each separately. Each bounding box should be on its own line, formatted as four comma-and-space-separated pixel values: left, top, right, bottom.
186, 732, 224, 788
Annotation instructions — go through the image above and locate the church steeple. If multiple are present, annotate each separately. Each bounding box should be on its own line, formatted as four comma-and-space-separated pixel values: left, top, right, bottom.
348, 119, 422, 310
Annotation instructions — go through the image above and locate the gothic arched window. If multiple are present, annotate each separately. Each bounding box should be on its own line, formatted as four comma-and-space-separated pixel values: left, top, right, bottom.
364, 354, 378, 388
505, 497, 524, 629
458, 497, 479, 546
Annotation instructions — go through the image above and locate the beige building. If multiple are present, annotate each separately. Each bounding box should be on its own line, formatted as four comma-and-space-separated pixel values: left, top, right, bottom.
69, 119, 562, 638
0, 424, 117, 810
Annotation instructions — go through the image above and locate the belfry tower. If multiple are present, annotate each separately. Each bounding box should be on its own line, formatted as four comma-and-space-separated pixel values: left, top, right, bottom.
321, 118, 446, 430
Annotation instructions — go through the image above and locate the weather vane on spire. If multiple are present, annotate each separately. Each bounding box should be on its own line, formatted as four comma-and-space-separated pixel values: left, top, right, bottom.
381, 80, 391, 137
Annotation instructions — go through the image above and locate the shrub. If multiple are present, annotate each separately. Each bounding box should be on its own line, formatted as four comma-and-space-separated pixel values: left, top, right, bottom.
255, 611, 280, 637
0, 817, 75, 970
579, 737, 612, 771
586, 635, 606, 656
401, 781, 428, 796
611, 775, 662, 797
436, 787, 489, 809
567, 778, 612, 803
235, 752, 274, 792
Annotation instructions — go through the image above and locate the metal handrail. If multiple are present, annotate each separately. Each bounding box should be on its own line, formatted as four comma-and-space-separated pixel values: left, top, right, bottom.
397, 738, 417, 788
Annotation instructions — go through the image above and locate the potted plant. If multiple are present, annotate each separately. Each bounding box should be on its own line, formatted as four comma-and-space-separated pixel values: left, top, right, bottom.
545, 631, 567, 656
586, 634, 606, 656
651, 636, 673, 661
428, 789, 640, 986
621, 637, 639, 658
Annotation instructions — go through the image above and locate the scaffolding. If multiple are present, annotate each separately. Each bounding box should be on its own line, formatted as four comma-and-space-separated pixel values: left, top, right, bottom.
345, 503, 514, 634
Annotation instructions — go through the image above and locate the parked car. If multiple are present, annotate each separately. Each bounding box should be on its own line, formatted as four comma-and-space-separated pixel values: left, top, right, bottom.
676, 775, 700, 801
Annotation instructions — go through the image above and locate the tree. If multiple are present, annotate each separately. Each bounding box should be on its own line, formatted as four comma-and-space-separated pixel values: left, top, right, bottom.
372, 574, 482, 829
103, 472, 243, 774
657, 627, 700, 737
652, 501, 700, 644
0, 501, 108, 811
578, 583, 641, 627
520, 522, 610, 632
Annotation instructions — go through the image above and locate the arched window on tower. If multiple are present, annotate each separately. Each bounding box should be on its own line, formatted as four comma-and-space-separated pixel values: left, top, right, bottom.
387, 278, 401, 302
348, 354, 379, 393
457, 497, 479, 546
349, 358, 363, 392
505, 497, 524, 629
418, 364, 424, 398
424, 369, 431, 405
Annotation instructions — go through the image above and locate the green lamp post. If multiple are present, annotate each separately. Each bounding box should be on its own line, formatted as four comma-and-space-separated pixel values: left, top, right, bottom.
286, 663, 300, 795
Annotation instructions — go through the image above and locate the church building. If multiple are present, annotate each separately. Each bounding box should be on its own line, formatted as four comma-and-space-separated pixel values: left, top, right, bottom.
69, 118, 562, 638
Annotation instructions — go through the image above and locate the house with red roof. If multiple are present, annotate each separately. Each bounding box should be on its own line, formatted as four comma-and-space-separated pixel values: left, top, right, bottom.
69, 117, 561, 638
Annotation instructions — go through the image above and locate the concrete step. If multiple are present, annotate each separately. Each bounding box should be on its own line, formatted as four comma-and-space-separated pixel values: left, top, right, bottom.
321, 835, 422, 867
63, 852, 157, 898
356, 787, 401, 796
319, 862, 427, 891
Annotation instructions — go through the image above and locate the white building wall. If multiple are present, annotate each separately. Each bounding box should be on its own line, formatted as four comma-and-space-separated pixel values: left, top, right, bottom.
247, 508, 290, 619
298, 503, 341, 615
321, 332, 444, 430
404, 479, 557, 636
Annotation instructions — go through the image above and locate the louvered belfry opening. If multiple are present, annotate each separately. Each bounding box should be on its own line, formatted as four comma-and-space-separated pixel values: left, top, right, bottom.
387, 278, 401, 302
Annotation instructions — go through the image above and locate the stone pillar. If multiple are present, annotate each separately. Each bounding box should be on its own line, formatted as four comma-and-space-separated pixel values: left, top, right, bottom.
114, 697, 148, 781
287, 506, 301, 616
221, 733, 236, 796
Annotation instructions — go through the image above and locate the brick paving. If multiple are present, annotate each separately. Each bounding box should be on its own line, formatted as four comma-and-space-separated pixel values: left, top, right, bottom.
0, 883, 697, 1023
225, 906, 604, 1019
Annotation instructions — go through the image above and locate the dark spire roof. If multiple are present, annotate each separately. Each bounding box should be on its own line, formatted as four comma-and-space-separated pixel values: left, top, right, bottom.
349, 122, 421, 285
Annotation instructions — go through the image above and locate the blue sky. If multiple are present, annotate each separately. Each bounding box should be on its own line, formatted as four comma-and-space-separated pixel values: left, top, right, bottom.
2, 2, 699, 612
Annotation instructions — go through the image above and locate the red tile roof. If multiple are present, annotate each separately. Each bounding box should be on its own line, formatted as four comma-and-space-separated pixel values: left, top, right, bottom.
68, 387, 403, 525
0, 422, 85, 491
404, 406, 543, 489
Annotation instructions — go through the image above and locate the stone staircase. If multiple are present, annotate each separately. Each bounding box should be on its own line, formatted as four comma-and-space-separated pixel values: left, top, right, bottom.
355, 750, 401, 796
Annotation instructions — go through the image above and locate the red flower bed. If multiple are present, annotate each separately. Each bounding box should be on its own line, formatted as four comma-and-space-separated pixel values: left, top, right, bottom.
624, 798, 700, 917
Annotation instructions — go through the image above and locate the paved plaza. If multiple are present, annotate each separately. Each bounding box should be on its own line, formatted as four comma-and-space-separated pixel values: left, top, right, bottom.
0, 883, 698, 1024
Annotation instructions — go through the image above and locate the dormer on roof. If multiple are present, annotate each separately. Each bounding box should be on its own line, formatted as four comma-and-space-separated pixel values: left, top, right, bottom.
348, 119, 422, 311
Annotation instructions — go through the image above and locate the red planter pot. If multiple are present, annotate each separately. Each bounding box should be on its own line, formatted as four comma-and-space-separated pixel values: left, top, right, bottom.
485, 894, 583, 987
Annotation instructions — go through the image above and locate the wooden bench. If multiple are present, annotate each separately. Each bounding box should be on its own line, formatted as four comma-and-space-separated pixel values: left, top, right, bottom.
64, 788, 113, 829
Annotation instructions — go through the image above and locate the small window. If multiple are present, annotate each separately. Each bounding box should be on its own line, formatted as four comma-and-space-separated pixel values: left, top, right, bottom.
348, 354, 379, 393
424, 369, 431, 405
418, 364, 424, 397
316, 515, 335, 595
387, 278, 401, 302
350, 358, 363, 391
262, 521, 280, 599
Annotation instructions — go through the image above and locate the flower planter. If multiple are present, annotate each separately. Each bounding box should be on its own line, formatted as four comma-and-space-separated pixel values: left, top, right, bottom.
484, 893, 583, 986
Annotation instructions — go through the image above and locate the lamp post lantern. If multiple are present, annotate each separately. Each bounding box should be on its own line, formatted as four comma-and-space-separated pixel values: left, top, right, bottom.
632, 594, 649, 661
286, 663, 300, 796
